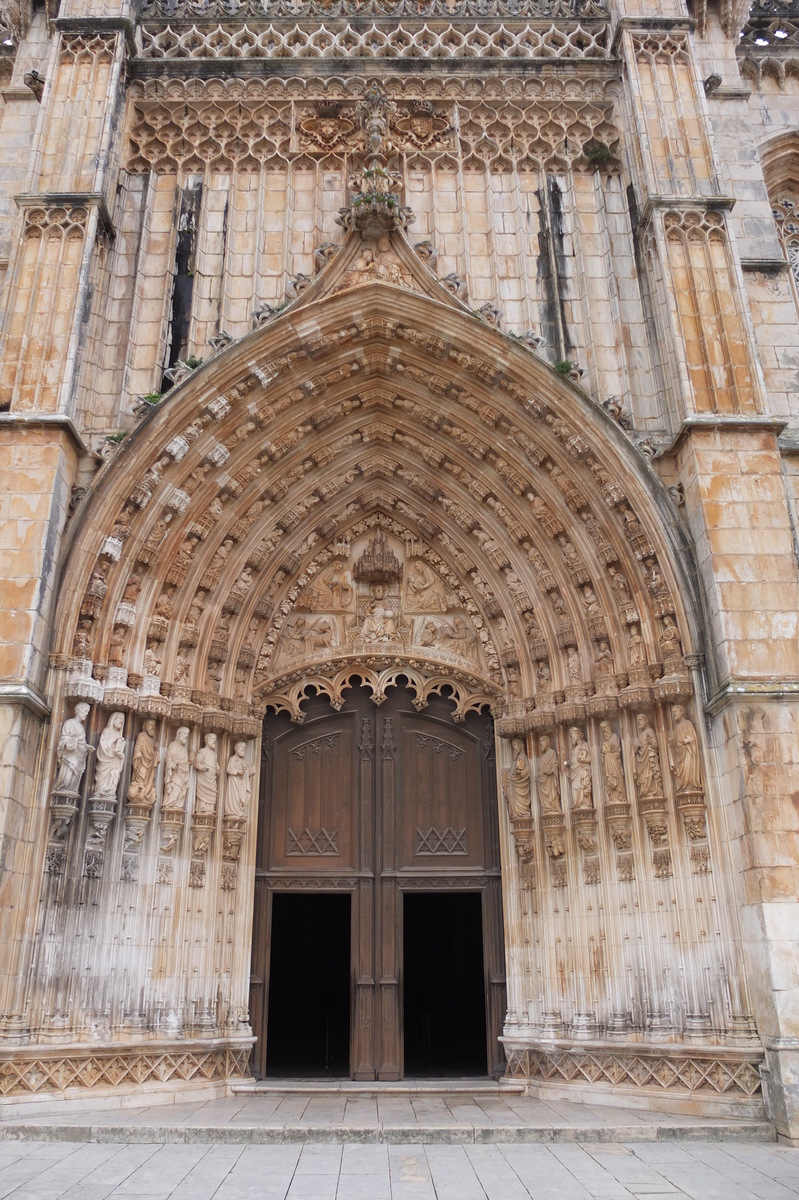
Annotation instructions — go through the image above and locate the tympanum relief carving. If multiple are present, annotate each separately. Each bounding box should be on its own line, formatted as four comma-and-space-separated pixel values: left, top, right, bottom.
273, 528, 486, 676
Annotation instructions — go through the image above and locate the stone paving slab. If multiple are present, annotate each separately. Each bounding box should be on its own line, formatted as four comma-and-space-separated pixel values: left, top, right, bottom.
0, 1093, 776, 1147
0, 1140, 797, 1199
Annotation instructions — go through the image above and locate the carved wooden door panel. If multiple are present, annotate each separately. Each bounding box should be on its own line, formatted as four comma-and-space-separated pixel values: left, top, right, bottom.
252, 685, 505, 1080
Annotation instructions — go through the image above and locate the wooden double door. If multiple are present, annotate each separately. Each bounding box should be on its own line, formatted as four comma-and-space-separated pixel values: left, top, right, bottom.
250, 684, 506, 1079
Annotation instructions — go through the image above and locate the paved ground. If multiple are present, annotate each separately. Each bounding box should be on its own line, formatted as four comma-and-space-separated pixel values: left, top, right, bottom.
0, 1138, 798, 1199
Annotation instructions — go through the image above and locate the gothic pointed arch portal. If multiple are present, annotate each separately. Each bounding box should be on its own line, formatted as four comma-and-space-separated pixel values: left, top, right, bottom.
26, 242, 763, 1109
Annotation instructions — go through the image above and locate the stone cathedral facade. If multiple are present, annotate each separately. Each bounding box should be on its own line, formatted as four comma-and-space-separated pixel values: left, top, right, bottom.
1, 0, 799, 1139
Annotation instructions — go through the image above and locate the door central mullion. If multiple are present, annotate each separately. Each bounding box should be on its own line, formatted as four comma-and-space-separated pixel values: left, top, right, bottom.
377, 707, 401, 1080
353, 704, 376, 1080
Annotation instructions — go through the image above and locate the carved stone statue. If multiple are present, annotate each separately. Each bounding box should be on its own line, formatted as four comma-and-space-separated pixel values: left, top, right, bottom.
634, 713, 664, 800
505, 738, 532, 820
405, 559, 452, 612
568, 727, 594, 811
627, 626, 647, 667
121, 572, 142, 605
108, 625, 127, 668
225, 741, 256, 819
192, 732, 220, 816
285, 615, 336, 655
669, 705, 703, 794
581, 585, 601, 617
600, 720, 627, 805
437, 616, 478, 661
143, 645, 161, 676
660, 615, 683, 665
126, 719, 159, 807
361, 584, 398, 641
566, 646, 582, 686
162, 727, 191, 814
594, 640, 614, 676
71, 618, 93, 659
92, 712, 127, 798
52, 702, 91, 796
537, 734, 562, 815
153, 589, 174, 619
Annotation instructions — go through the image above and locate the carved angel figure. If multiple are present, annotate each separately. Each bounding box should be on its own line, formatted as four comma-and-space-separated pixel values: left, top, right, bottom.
93, 712, 126, 799
568, 727, 594, 811
505, 738, 532, 821
126, 719, 159, 808
284, 615, 336, 656
53, 703, 91, 795
192, 732, 220, 816
162, 727, 190, 814
225, 741, 256, 819
437, 616, 478, 661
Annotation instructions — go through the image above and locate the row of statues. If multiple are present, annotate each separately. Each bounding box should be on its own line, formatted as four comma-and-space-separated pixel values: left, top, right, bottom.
53, 705, 255, 819
505, 706, 703, 820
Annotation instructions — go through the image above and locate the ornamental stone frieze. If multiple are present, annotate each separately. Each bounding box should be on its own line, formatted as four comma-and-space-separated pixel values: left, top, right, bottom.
124, 80, 620, 176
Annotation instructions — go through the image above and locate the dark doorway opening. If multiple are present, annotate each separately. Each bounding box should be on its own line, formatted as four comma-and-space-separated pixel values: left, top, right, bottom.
266, 893, 351, 1077
403, 892, 487, 1077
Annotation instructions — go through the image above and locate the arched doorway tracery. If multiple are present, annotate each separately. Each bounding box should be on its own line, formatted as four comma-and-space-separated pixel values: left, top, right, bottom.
28, 272, 762, 1107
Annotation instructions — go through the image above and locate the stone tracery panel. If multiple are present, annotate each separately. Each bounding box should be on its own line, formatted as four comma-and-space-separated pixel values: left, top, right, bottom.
137, 21, 611, 64
124, 81, 619, 176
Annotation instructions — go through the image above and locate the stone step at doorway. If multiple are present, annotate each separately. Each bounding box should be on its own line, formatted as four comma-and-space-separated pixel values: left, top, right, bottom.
0, 1090, 776, 1147
232, 1078, 526, 1096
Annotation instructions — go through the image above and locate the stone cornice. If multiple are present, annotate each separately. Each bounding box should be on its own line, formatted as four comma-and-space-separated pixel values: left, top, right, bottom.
610, 15, 695, 55
705, 679, 799, 716
0, 683, 51, 719
0, 412, 90, 456
129, 57, 622, 78
740, 257, 789, 274
14, 192, 114, 236
665, 414, 788, 457
53, 15, 137, 56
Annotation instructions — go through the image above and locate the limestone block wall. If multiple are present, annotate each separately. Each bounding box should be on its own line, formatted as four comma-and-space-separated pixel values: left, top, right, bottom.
72, 76, 669, 442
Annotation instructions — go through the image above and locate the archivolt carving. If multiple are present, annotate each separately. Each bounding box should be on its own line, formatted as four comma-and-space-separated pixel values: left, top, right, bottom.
56, 265, 697, 746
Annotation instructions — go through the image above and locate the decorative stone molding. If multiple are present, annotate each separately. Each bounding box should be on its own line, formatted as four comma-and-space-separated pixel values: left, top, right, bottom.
503, 1045, 765, 1103
140, 0, 608, 17
125, 85, 618, 175
0, 1043, 251, 1098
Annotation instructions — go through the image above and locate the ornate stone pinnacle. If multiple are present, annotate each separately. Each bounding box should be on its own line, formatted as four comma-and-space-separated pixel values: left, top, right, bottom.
336, 83, 414, 237
352, 528, 403, 584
